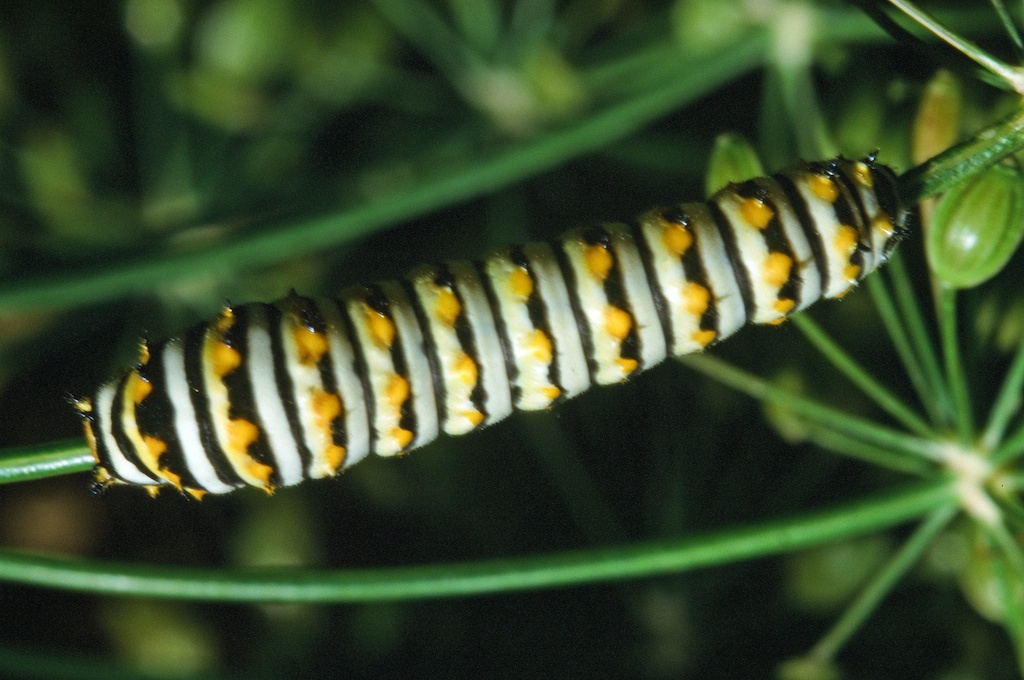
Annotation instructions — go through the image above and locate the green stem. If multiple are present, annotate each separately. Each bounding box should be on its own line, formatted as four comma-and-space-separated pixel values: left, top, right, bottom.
886, 0, 1024, 92
0, 440, 94, 485
0, 37, 770, 313
885, 254, 955, 427
807, 503, 959, 663
937, 285, 975, 445
900, 106, 1024, 202
791, 314, 937, 439
865, 268, 948, 427
801, 425, 933, 475
0, 478, 953, 601
981, 332, 1024, 451
682, 355, 943, 463
993, 423, 1024, 466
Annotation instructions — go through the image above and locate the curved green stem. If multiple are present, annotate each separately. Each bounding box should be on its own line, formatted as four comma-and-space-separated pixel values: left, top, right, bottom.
0, 36, 770, 313
0, 440, 94, 485
0, 478, 954, 601
900, 106, 1024, 203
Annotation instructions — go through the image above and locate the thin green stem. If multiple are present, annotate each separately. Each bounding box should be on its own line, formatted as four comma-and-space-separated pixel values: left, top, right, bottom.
864, 274, 946, 427
0, 479, 954, 601
886, 0, 1024, 93
791, 314, 937, 439
886, 254, 956, 427
899, 106, 1024, 202
806, 503, 959, 664
0, 440, 94, 485
370, 0, 478, 78
937, 286, 975, 445
0, 36, 770, 313
682, 355, 943, 463
801, 425, 934, 475
987, 0, 1024, 55
986, 516, 1024, 574
993, 422, 1024, 466
981, 332, 1024, 451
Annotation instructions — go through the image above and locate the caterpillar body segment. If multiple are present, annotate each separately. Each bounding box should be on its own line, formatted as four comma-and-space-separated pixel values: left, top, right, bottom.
76, 157, 910, 496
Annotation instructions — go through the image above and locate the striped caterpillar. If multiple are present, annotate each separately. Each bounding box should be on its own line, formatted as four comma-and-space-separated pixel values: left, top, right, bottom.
75, 156, 909, 498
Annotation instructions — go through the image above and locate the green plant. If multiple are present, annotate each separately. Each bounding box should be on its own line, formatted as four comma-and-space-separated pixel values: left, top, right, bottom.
0, 0, 1022, 677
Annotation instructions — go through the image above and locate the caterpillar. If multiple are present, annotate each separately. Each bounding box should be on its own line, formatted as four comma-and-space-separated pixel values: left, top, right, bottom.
75, 156, 909, 498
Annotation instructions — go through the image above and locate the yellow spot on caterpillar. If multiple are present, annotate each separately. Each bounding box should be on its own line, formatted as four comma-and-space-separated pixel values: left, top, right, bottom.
294, 324, 328, 365
843, 263, 861, 281
145, 485, 160, 498
453, 353, 478, 387
244, 458, 274, 489
324, 444, 346, 473
585, 243, 613, 281
767, 317, 787, 326
365, 305, 395, 348
392, 427, 414, 449
211, 341, 242, 378
853, 162, 873, 188
682, 282, 710, 316
616, 357, 639, 375
527, 329, 553, 363
463, 409, 485, 427
137, 341, 151, 365
835, 225, 859, 254
809, 174, 839, 202
872, 216, 894, 237
542, 385, 561, 402
434, 286, 462, 326
213, 307, 235, 334
141, 435, 168, 478
129, 372, 152, 404
161, 468, 183, 490
185, 488, 208, 501
224, 419, 274, 492
386, 374, 410, 409
227, 418, 260, 455
134, 443, 182, 492
604, 306, 632, 341
511, 266, 534, 300
94, 465, 113, 485
740, 197, 773, 229
662, 222, 692, 256
692, 329, 716, 346
312, 390, 342, 423
763, 252, 793, 288
81, 420, 100, 463
773, 298, 795, 315
311, 389, 347, 472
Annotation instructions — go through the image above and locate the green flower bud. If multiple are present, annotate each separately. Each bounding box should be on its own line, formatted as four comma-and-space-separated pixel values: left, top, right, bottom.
927, 162, 1024, 288
705, 134, 764, 198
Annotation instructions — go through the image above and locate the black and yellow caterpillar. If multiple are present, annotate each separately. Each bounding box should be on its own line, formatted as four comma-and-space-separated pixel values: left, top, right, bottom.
75, 156, 909, 498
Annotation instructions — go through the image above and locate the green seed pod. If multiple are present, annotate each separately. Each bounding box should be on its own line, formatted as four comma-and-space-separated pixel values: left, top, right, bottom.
927, 162, 1024, 289
958, 523, 1024, 624
705, 133, 764, 198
